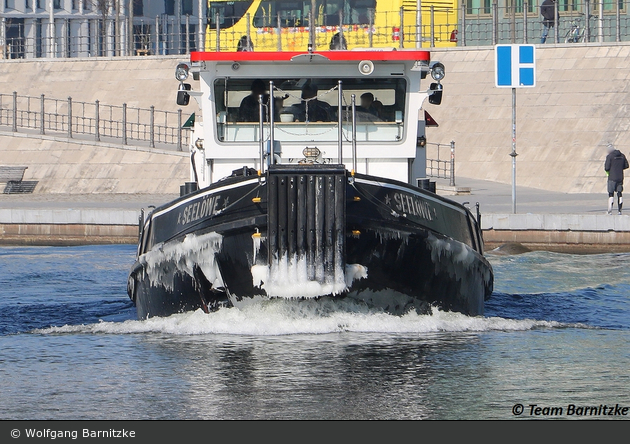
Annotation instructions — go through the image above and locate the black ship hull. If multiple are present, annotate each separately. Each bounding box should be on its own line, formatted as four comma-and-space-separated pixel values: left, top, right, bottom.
128, 165, 493, 320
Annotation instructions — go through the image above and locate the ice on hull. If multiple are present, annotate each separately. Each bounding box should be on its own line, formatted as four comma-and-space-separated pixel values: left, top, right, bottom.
345, 229, 492, 316
128, 213, 492, 319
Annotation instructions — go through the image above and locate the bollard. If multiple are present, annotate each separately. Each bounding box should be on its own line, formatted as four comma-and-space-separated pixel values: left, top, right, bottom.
150, 105, 155, 148
122, 103, 127, 145
177, 109, 183, 152
138, 208, 145, 242
476, 202, 481, 228
40, 94, 45, 135
450, 141, 455, 187
67, 97, 72, 138
12, 91, 17, 132
95, 99, 100, 141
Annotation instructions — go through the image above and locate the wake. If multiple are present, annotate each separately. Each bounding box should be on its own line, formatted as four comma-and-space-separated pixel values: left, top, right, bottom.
34, 297, 580, 336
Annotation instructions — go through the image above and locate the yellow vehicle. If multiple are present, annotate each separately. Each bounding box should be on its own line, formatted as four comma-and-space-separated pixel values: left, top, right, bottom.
205, 0, 458, 52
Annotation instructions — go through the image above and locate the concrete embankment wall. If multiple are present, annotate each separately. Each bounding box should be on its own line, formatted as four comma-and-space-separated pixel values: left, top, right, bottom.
0, 56, 193, 195
428, 44, 630, 194
0, 131, 189, 194
481, 214, 630, 253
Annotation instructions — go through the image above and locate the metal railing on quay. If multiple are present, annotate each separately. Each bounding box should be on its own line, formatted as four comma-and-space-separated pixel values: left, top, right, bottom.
0, 92, 187, 151
426, 141, 455, 186
461, 1, 629, 45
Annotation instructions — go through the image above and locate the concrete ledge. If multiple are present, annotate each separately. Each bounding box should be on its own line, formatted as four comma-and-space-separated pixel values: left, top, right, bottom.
481, 213, 630, 232
0, 209, 140, 225
483, 230, 630, 253
0, 223, 138, 246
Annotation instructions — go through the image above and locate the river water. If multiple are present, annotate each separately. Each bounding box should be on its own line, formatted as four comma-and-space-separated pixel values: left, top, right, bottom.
0, 245, 628, 420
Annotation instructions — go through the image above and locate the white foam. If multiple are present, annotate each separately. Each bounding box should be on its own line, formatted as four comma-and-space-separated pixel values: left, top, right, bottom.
251, 254, 367, 299
34, 300, 571, 337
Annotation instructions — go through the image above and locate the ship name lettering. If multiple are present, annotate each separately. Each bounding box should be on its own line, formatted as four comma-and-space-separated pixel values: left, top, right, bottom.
393, 192, 436, 221
178, 194, 221, 225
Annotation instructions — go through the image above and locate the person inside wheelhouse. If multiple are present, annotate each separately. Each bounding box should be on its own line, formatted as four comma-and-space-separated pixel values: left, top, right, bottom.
283, 82, 334, 122
238, 79, 269, 122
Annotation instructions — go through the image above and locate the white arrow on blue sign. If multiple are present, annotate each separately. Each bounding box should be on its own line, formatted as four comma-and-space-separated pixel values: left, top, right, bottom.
495, 44, 536, 88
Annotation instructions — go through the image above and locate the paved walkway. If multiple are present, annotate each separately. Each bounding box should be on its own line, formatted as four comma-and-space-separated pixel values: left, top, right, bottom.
434, 177, 609, 215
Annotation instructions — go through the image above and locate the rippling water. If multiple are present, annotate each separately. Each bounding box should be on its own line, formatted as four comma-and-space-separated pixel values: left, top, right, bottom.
0, 245, 628, 419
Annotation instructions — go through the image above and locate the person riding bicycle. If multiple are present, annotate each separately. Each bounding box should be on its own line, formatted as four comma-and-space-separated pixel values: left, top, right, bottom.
540, 0, 559, 43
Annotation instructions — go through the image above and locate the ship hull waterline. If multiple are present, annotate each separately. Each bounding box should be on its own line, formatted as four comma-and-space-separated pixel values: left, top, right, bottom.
127, 167, 493, 320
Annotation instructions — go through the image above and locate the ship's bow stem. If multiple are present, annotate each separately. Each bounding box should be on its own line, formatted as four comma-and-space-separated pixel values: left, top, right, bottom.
266, 164, 347, 292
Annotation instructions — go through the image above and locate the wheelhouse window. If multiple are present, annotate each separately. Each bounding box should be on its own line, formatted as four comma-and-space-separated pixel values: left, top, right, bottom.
214, 77, 407, 143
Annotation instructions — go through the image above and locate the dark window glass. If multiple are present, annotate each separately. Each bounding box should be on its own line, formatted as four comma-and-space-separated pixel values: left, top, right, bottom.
208, 1, 254, 29
132, 0, 143, 16
182, 0, 194, 15
165, 0, 175, 15
253, 0, 375, 28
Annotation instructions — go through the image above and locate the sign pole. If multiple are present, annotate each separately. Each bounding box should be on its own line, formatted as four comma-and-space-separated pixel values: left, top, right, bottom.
495, 44, 534, 215
511, 87, 517, 214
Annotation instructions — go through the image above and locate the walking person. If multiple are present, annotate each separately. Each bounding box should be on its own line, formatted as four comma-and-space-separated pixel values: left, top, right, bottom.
604, 143, 629, 215
540, 0, 559, 43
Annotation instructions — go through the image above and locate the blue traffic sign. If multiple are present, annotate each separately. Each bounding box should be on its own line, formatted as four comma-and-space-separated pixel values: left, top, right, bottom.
495, 44, 536, 88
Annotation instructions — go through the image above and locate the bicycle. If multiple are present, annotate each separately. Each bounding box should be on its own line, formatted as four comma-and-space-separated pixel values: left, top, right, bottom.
564, 14, 597, 43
